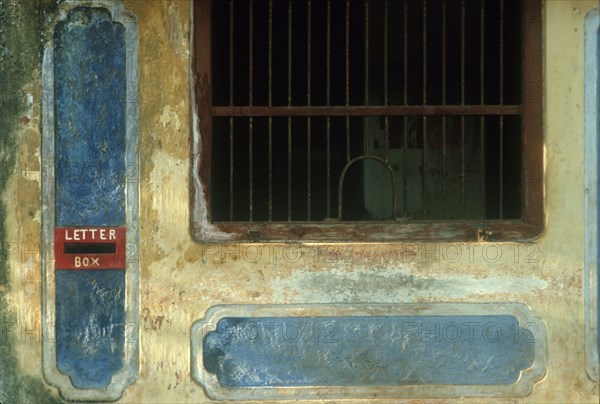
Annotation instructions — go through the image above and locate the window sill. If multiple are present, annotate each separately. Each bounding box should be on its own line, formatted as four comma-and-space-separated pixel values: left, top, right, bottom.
190, 218, 544, 244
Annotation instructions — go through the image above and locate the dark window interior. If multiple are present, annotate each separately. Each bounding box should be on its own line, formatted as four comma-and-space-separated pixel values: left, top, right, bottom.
193, 0, 543, 242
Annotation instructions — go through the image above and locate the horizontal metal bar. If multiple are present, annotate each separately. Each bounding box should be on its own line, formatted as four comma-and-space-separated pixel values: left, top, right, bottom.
213, 105, 522, 117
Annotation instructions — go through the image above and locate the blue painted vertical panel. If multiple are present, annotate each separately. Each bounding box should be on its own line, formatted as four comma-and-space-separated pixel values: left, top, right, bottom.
53, 7, 128, 390
54, 7, 126, 227
55, 270, 125, 388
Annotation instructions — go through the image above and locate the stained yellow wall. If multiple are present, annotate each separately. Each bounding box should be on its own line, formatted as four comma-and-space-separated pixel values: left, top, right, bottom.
3, 0, 599, 402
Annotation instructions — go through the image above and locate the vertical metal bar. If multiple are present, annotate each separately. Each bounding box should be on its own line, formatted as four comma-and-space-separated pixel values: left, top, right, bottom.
249, 0, 254, 221
460, 0, 465, 218
288, 0, 292, 220
364, 0, 369, 103
499, 0, 504, 219
384, 0, 389, 162
326, 0, 331, 218
479, 0, 485, 219
441, 0, 446, 218
460, 0, 465, 104
402, 0, 408, 216
345, 0, 350, 163
229, 0, 234, 220
307, 0, 312, 220
229, 117, 234, 220
363, 1, 373, 163
422, 0, 426, 106
268, 0, 273, 220
460, 114, 466, 218
422, 0, 427, 216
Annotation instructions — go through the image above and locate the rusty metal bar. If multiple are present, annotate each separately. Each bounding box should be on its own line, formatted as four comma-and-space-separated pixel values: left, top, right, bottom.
229, 0, 234, 220
365, 1, 369, 107
268, 0, 273, 103
403, 0, 408, 216
499, 0, 504, 105
460, 0, 465, 104
213, 105, 521, 117
461, 115, 465, 217
268, 0, 273, 221
288, 0, 292, 221
384, 0, 389, 162
229, 0, 234, 108
441, 0, 447, 218
422, 0, 427, 106
326, 0, 331, 218
499, 0, 504, 219
480, 0, 485, 218
307, 0, 312, 220
422, 0, 427, 216
460, 0, 465, 218
248, 0, 254, 221
229, 117, 234, 220
480, 114, 486, 219
363, 1, 371, 161
404, 0, 408, 106
345, 0, 350, 163
442, 116, 446, 218
288, 1, 292, 107
499, 115, 504, 218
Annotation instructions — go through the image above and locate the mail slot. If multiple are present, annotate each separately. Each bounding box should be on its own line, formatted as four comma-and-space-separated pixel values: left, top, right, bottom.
54, 227, 126, 270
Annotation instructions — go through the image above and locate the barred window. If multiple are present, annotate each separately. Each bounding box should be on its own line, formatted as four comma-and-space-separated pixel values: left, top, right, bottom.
192, 0, 542, 242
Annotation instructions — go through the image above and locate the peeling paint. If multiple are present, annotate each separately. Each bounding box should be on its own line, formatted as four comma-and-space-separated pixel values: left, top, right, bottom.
271, 267, 549, 303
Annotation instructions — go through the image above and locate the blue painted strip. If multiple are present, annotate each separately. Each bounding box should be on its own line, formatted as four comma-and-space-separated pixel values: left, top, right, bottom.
54, 7, 126, 227
204, 316, 536, 387
55, 270, 125, 388
53, 7, 128, 390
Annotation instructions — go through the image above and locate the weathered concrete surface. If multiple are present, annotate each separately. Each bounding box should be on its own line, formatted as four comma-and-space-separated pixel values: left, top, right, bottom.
0, 0, 599, 403
0, 0, 62, 403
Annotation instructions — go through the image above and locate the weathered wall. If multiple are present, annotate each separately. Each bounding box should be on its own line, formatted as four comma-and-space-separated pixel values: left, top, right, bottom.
1, 0, 598, 402
1, 0, 62, 402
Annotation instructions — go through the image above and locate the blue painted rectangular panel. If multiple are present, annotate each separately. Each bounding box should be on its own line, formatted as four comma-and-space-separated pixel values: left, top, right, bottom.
203, 315, 536, 387
54, 7, 126, 227
52, 6, 128, 391
55, 270, 125, 388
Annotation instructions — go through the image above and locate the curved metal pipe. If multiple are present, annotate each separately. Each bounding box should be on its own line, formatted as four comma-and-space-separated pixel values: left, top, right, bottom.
336, 155, 397, 221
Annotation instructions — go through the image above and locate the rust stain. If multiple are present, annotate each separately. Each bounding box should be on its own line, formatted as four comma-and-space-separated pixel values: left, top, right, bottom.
142, 308, 166, 331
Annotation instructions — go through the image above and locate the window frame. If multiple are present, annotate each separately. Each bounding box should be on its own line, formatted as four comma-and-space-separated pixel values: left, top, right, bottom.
584, 5, 599, 383
191, 0, 543, 243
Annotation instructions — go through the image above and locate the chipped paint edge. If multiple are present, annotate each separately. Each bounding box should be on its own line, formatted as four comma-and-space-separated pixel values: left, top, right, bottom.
189, 0, 232, 243
190, 303, 547, 400
41, 1, 140, 400
584, 6, 600, 383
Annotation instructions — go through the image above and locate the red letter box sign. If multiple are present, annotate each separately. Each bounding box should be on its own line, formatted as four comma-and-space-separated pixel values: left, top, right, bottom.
54, 227, 126, 269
